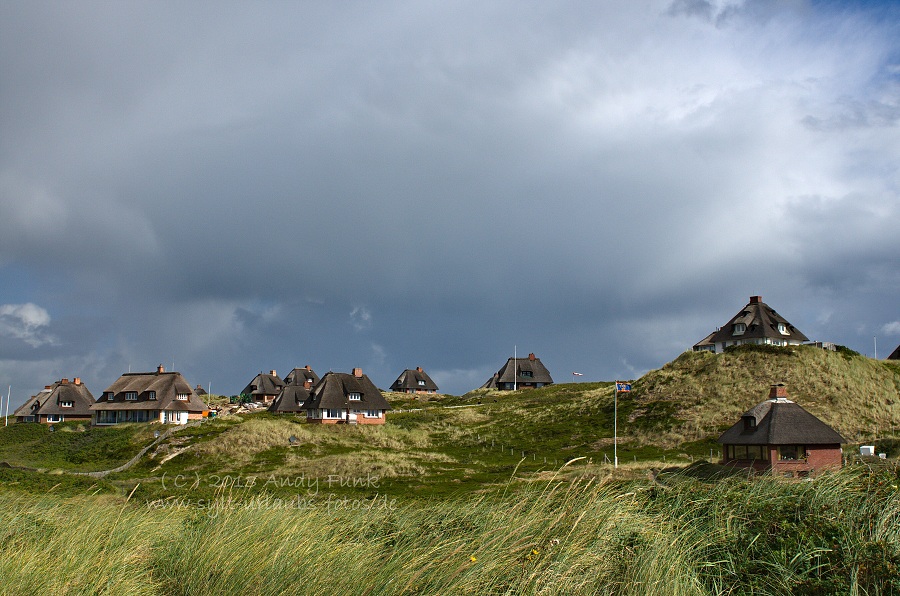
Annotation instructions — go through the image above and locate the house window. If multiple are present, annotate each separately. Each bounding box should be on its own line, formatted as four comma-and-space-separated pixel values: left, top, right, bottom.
728, 445, 768, 460
60, 401, 74, 408
47, 414, 62, 423
177, 393, 189, 401
520, 370, 533, 378
733, 323, 746, 335
778, 445, 805, 461
326, 409, 342, 418
777, 323, 789, 335
365, 410, 381, 418
105, 392, 114, 401
348, 392, 361, 401
148, 391, 156, 400
418, 380, 426, 386
125, 392, 138, 401
742, 416, 756, 430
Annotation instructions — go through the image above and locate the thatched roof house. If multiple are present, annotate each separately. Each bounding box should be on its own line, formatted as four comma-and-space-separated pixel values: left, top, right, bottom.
241, 370, 285, 404
390, 367, 439, 394
718, 383, 844, 477
694, 295, 808, 353
269, 366, 319, 414
481, 353, 553, 390
91, 365, 207, 425
13, 377, 95, 423
302, 368, 391, 425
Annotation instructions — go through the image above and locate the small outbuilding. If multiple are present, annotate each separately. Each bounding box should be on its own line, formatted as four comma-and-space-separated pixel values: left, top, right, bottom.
718, 383, 845, 477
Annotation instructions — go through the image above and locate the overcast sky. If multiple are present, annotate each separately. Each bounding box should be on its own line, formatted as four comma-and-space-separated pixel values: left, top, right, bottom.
1, 0, 898, 404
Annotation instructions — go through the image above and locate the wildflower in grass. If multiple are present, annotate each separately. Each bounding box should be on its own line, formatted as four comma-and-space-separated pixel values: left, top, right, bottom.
469, 555, 477, 562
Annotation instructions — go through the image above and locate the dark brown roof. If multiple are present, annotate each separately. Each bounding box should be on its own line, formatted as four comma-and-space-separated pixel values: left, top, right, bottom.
494, 355, 553, 385
13, 379, 95, 418
302, 371, 391, 412
480, 373, 500, 390
718, 398, 845, 446
241, 372, 285, 397
390, 367, 439, 392
708, 296, 808, 345
90, 370, 207, 413
889, 344, 900, 360
284, 366, 320, 387
268, 385, 312, 413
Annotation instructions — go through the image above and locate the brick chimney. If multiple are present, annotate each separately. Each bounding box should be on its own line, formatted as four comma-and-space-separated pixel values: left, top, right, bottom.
769, 383, 788, 399
416, 366, 423, 372
528, 353, 536, 361
60, 378, 69, 385
303, 379, 313, 389
750, 296, 762, 304
352, 367, 363, 378
74, 377, 81, 385
304, 365, 311, 371
157, 365, 165, 374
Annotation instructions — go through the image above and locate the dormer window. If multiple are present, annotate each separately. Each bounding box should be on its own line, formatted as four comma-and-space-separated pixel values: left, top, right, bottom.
733, 323, 746, 335
105, 392, 114, 401
125, 392, 137, 401
743, 416, 756, 430
60, 401, 74, 408
417, 380, 426, 386
777, 323, 789, 335
177, 393, 189, 401
148, 391, 156, 400
520, 370, 533, 378
348, 392, 362, 401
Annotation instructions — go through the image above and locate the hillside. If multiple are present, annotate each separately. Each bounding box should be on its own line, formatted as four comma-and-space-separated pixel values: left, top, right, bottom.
626, 344, 900, 447
2, 345, 899, 502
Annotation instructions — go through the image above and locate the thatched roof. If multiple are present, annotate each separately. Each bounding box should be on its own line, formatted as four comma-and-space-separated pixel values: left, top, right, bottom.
484, 354, 553, 387
90, 367, 207, 413
284, 366, 320, 387
390, 367, 439, 392
13, 378, 95, 418
241, 371, 285, 398
302, 371, 391, 412
888, 344, 900, 360
718, 396, 845, 446
707, 296, 808, 346
269, 385, 312, 413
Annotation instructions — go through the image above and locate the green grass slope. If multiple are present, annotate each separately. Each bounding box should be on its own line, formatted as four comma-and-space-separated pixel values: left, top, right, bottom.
626, 345, 900, 447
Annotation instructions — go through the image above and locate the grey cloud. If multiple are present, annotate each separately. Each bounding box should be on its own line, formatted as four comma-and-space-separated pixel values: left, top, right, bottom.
1, 1, 899, 396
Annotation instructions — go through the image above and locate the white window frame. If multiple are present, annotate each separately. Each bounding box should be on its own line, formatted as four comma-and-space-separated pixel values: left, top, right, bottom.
365, 409, 381, 418
47, 414, 62, 423
176, 393, 189, 401
733, 323, 746, 335
348, 392, 361, 401
60, 401, 74, 408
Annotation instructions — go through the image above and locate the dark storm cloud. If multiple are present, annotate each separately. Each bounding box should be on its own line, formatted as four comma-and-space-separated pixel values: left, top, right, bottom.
1, 1, 899, 400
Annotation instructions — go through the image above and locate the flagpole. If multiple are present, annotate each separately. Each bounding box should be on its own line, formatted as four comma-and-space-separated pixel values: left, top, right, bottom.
514, 345, 517, 391
4, 385, 10, 427
613, 381, 618, 469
